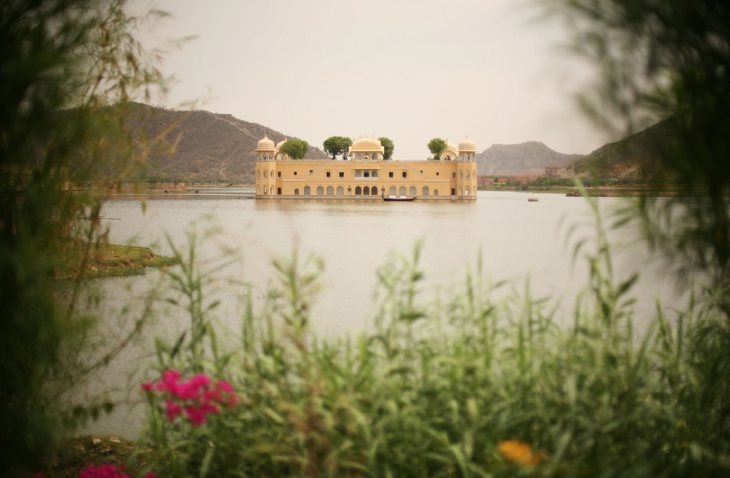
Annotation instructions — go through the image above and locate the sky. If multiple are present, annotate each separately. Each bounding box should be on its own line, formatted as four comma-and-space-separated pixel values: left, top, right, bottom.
131, 0, 607, 159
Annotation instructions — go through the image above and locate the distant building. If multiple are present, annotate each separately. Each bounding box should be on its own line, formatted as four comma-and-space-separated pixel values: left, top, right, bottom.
545, 166, 576, 178
254, 136, 478, 200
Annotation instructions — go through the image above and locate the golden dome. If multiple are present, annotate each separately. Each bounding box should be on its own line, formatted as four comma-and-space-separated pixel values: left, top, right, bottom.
276, 137, 287, 149
257, 134, 275, 150
458, 136, 477, 152
349, 137, 384, 153
443, 139, 458, 158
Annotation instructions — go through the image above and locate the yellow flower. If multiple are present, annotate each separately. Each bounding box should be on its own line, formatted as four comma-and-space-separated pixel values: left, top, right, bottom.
497, 440, 545, 466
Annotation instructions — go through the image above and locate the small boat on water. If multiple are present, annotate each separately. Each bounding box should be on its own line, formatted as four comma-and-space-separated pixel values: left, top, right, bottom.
383, 194, 417, 202
528, 198, 538, 202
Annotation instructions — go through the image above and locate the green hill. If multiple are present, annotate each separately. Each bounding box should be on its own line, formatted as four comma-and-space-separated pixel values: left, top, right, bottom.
574, 118, 675, 178
119, 102, 328, 183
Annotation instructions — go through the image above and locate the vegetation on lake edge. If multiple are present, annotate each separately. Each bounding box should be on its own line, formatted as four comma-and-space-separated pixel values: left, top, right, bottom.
55, 242, 178, 280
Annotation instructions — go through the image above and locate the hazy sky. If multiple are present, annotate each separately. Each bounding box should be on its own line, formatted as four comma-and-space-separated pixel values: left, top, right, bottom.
132, 0, 607, 159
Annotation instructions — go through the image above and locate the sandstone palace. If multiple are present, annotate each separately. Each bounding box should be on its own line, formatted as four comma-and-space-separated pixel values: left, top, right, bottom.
254, 136, 478, 200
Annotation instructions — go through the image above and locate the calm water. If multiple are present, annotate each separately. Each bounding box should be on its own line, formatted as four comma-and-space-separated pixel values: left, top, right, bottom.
79, 191, 683, 437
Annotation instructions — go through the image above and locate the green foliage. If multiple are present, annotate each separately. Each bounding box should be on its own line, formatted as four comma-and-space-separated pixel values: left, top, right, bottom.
0, 0, 165, 474
551, 0, 730, 285
138, 208, 730, 477
322, 136, 353, 160
427, 138, 447, 160
280, 138, 310, 160
379, 136, 395, 160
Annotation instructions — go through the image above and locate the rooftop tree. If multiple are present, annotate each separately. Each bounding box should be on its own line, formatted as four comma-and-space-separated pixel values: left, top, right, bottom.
322, 136, 352, 160
379, 137, 394, 160
427, 138, 447, 160
279, 138, 310, 160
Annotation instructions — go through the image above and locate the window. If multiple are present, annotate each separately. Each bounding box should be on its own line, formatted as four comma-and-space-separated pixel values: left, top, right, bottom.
436, 172, 439, 176
364, 186, 370, 195
389, 172, 394, 178
434, 189, 439, 196
420, 170, 423, 174
364, 172, 370, 178
264, 171, 267, 178
326, 172, 331, 178
294, 189, 300, 195
460, 172, 463, 179
465, 172, 469, 179
402, 172, 407, 178
372, 171, 378, 178
339, 172, 344, 178
257, 171, 260, 179
294, 171, 297, 176
264, 187, 268, 194
277, 187, 281, 194
451, 188, 456, 195
309, 170, 313, 174
452, 173, 456, 178
347, 187, 352, 195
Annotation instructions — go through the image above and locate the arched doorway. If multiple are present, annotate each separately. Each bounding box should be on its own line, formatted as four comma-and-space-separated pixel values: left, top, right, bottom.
355, 186, 362, 195
434, 189, 439, 196
294, 189, 300, 195
317, 186, 324, 195
326, 186, 334, 195
422, 186, 429, 196
363, 186, 370, 195
389, 186, 396, 196
409, 186, 416, 196
336, 186, 344, 195
304, 185, 310, 195
399, 186, 406, 196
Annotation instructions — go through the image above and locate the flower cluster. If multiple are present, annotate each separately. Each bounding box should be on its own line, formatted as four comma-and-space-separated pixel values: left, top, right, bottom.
497, 440, 545, 466
142, 370, 237, 427
78, 464, 154, 478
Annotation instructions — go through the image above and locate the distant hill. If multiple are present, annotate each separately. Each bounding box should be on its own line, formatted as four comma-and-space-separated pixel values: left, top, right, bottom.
574, 118, 673, 177
475, 142, 583, 176
119, 102, 328, 182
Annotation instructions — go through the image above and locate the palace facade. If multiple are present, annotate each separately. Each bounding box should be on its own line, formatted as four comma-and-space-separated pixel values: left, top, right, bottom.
255, 136, 478, 200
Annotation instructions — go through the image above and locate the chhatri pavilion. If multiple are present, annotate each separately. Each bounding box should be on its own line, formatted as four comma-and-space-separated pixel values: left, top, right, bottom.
254, 136, 477, 200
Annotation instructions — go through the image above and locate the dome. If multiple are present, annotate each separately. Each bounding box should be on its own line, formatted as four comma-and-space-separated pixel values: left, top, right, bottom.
458, 136, 476, 152
442, 139, 458, 158
350, 137, 384, 153
257, 135, 275, 150
276, 138, 287, 149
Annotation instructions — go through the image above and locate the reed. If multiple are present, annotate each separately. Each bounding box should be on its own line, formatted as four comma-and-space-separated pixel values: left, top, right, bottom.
138, 198, 730, 478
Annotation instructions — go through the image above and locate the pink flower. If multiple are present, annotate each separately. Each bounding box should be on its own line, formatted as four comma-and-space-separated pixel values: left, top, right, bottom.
165, 400, 183, 422
227, 393, 238, 408
216, 380, 234, 393
141, 381, 154, 392
184, 405, 207, 427
79, 464, 132, 478
202, 389, 222, 405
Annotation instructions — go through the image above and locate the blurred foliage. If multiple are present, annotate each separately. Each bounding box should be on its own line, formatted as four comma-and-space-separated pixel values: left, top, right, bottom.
548, 0, 730, 285
0, 0, 165, 474
138, 206, 730, 477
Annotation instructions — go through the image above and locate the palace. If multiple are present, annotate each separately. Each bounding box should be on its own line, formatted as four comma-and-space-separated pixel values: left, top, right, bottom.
254, 136, 478, 200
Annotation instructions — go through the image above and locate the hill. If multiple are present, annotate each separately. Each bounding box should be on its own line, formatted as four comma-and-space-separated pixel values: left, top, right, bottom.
573, 118, 674, 177
475, 142, 582, 176
120, 103, 328, 183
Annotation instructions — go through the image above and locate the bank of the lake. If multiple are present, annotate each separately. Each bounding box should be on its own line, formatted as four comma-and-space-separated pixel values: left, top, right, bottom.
56, 242, 178, 280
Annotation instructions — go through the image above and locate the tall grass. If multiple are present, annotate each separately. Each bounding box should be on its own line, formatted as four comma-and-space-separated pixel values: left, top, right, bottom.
139, 197, 730, 478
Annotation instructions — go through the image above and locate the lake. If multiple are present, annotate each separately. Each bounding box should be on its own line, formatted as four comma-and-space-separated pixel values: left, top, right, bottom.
78, 190, 684, 438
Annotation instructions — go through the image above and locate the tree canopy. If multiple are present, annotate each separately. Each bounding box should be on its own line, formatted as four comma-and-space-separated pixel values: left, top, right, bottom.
279, 139, 309, 160
379, 137, 394, 160
427, 138, 447, 160
322, 136, 352, 160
